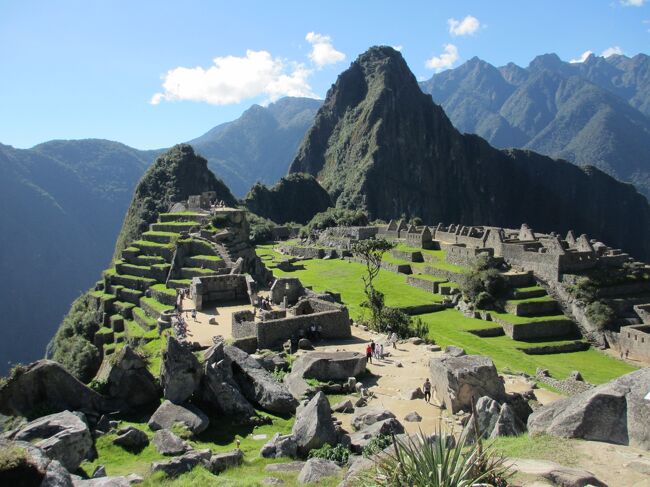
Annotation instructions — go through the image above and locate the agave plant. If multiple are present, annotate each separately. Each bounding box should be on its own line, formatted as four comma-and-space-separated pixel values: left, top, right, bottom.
357, 425, 511, 487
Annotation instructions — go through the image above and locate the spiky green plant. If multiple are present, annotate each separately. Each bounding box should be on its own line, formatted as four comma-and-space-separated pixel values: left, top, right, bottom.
357, 427, 511, 487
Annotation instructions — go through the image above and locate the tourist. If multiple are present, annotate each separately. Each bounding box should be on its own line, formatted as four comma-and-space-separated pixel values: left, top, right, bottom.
366, 343, 373, 364
370, 341, 376, 359
191, 309, 198, 322
378, 343, 384, 359
423, 378, 432, 403
390, 332, 398, 349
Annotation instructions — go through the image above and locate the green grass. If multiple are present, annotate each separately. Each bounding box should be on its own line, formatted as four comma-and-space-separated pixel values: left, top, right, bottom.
143, 231, 180, 237
407, 273, 447, 283
140, 296, 174, 314
258, 245, 442, 318
491, 311, 567, 325
490, 433, 580, 466
133, 240, 174, 249
160, 211, 204, 217
80, 412, 340, 487
419, 310, 636, 383
507, 295, 555, 304
151, 284, 177, 297
515, 285, 545, 293
182, 267, 217, 275
190, 254, 223, 262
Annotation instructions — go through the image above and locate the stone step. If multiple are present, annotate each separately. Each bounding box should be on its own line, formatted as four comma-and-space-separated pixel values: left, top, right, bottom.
113, 301, 136, 320
505, 299, 559, 317
110, 314, 125, 333
511, 287, 548, 300
158, 212, 208, 223
150, 221, 200, 233
108, 273, 156, 292
184, 255, 225, 271
180, 267, 218, 279
132, 307, 157, 331
142, 231, 179, 244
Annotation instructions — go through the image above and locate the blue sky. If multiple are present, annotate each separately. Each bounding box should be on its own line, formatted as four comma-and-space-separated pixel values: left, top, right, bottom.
1, 0, 648, 149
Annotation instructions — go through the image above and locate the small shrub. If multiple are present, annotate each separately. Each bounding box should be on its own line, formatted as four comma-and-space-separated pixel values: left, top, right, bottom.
362, 434, 393, 457
272, 367, 287, 383
88, 378, 109, 395
308, 443, 351, 464
586, 301, 616, 330
170, 423, 193, 439
0, 446, 28, 472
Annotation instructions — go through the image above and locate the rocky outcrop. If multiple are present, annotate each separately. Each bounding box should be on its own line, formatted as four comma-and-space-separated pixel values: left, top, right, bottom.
3, 410, 93, 472
260, 433, 298, 459
148, 400, 209, 436
202, 360, 257, 418
95, 346, 160, 409
467, 396, 526, 440
153, 429, 189, 456
0, 360, 107, 417
429, 354, 506, 413
0, 439, 73, 487
506, 458, 607, 487
291, 392, 337, 457
206, 449, 244, 474
297, 458, 341, 484
528, 368, 650, 450
351, 409, 396, 431
290, 352, 366, 382
331, 399, 354, 413
161, 337, 202, 404
350, 418, 404, 453
150, 449, 212, 477
224, 345, 298, 416
112, 426, 149, 450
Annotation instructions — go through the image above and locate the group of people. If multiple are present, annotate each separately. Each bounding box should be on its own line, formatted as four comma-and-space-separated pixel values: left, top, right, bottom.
175, 288, 190, 312
173, 311, 188, 339
365, 340, 386, 364
209, 199, 228, 211
255, 296, 272, 311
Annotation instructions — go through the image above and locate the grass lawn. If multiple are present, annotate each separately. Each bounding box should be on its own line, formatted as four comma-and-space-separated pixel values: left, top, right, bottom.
419, 310, 636, 383
81, 412, 341, 487
490, 433, 580, 466
258, 245, 442, 318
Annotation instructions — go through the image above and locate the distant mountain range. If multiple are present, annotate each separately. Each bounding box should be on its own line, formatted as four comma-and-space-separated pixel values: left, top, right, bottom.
420, 53, 650, 198
290, 46, 650, 261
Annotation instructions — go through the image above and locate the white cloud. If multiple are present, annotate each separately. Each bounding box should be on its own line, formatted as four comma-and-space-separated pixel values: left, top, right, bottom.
305, 32, 346, 68
448, 15, 481, 36
425, 44, 459, 71
601, 46, 624, 57
620, 0, 646, 6
392, 45, 403, 52
570, 50, 594, 63
150, 50, 316, 106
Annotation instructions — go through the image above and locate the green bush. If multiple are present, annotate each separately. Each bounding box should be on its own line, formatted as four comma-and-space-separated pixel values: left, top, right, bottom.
458, 256, 507, 310
586, 301, 616, 330
248, 213, 277, 244
306, 207, 369, 232
362, 434, 393, 458
308, 443, 351, 464
271, 367, 287, 383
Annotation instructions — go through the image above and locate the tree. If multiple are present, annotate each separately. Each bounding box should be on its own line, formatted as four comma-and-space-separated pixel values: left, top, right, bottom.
351, 238, 395, 328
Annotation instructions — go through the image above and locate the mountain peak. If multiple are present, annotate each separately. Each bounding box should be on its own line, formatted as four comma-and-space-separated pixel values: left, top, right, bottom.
528, 53, 564, 71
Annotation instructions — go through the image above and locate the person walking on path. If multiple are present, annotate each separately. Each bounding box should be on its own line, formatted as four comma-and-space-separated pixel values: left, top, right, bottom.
370, 341, 376, 359
366, 343, 373, 364
390, 332, 398, 349
423, 378, 432, 403
377, 343, 384, 359
191, 309, 198, 322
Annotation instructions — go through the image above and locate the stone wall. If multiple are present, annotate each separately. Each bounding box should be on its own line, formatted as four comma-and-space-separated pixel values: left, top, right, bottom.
617, 325, 650, 362
406, 276, 441, 294
391, 249, 423, 262
504, 300, 559, 317
191, 274, 249, 310
270, 277, 304, 305
445, 245, 494, 268
496, 319, 576, 340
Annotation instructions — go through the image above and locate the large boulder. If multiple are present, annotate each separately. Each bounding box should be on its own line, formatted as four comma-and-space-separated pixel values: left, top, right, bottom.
161, 337, 202, 404
224, 345, 298, 415
112, 426, 149, 450
528, 368, 650, 450
351, 409, 396, 431
152, 429, 189, 456
0, 439, 73, 487
0, 360, 107, 417
260, 433, 298, 459
429, 355, 506, 413
290, 352, 366, 382
148, 400, 209, 436
506, 458, 607, 487
95, 346, 160, 409
467, 396, 526, 440
291, 392, 337, 456
206, 449, 244, 474
4, 410, 93, 472
150, 449, 211, 477
202, 359, 256, 419
297, 458, 341, 484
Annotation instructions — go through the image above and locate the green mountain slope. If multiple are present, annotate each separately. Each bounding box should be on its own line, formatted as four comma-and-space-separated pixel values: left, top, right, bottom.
420, 53, 650, 198
290, 46, 650, 260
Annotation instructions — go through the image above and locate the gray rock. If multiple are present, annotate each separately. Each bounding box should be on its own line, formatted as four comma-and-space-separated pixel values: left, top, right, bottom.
467, 397, 525, 440
148, 400, 209, 436
206, 449, 244, 473
0, 438, 73, 487
283, 372, 315, 401
290, 352, 366, 382
161, 337, 202, 404
408, 337, 423, 345
150, 448, 211, 477
528, 367, 650, 450
298, 338, 314, 350
444, 345, 466, 357
297, 458, 341, 483
406, 387, 424, 400
73, 477, 132, 487
351, 408, 396, 431
92, 465, 107, 478
569, 370, 584, 382
506, 458, 607, 487
404, 411, 422, 422
203, 340, 225, 365
113, 426, 149, 449
95, 346, 160, 408
340, 456, 374, 486
224, 345, 298, 415
255, 353, 290, 372
265, 461, 306, 472
0, 360, 106, 417
291, 392, 337, 456
260, 433, 298, 458
331, 399, 354, 413
152, 429, 188, 455
354, 397, 367, 408
202, 359, 256, 418
429, 354, 506, 413
4, 410, 93, 472
350, 418, 405, 453
491, 403, 526, 438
